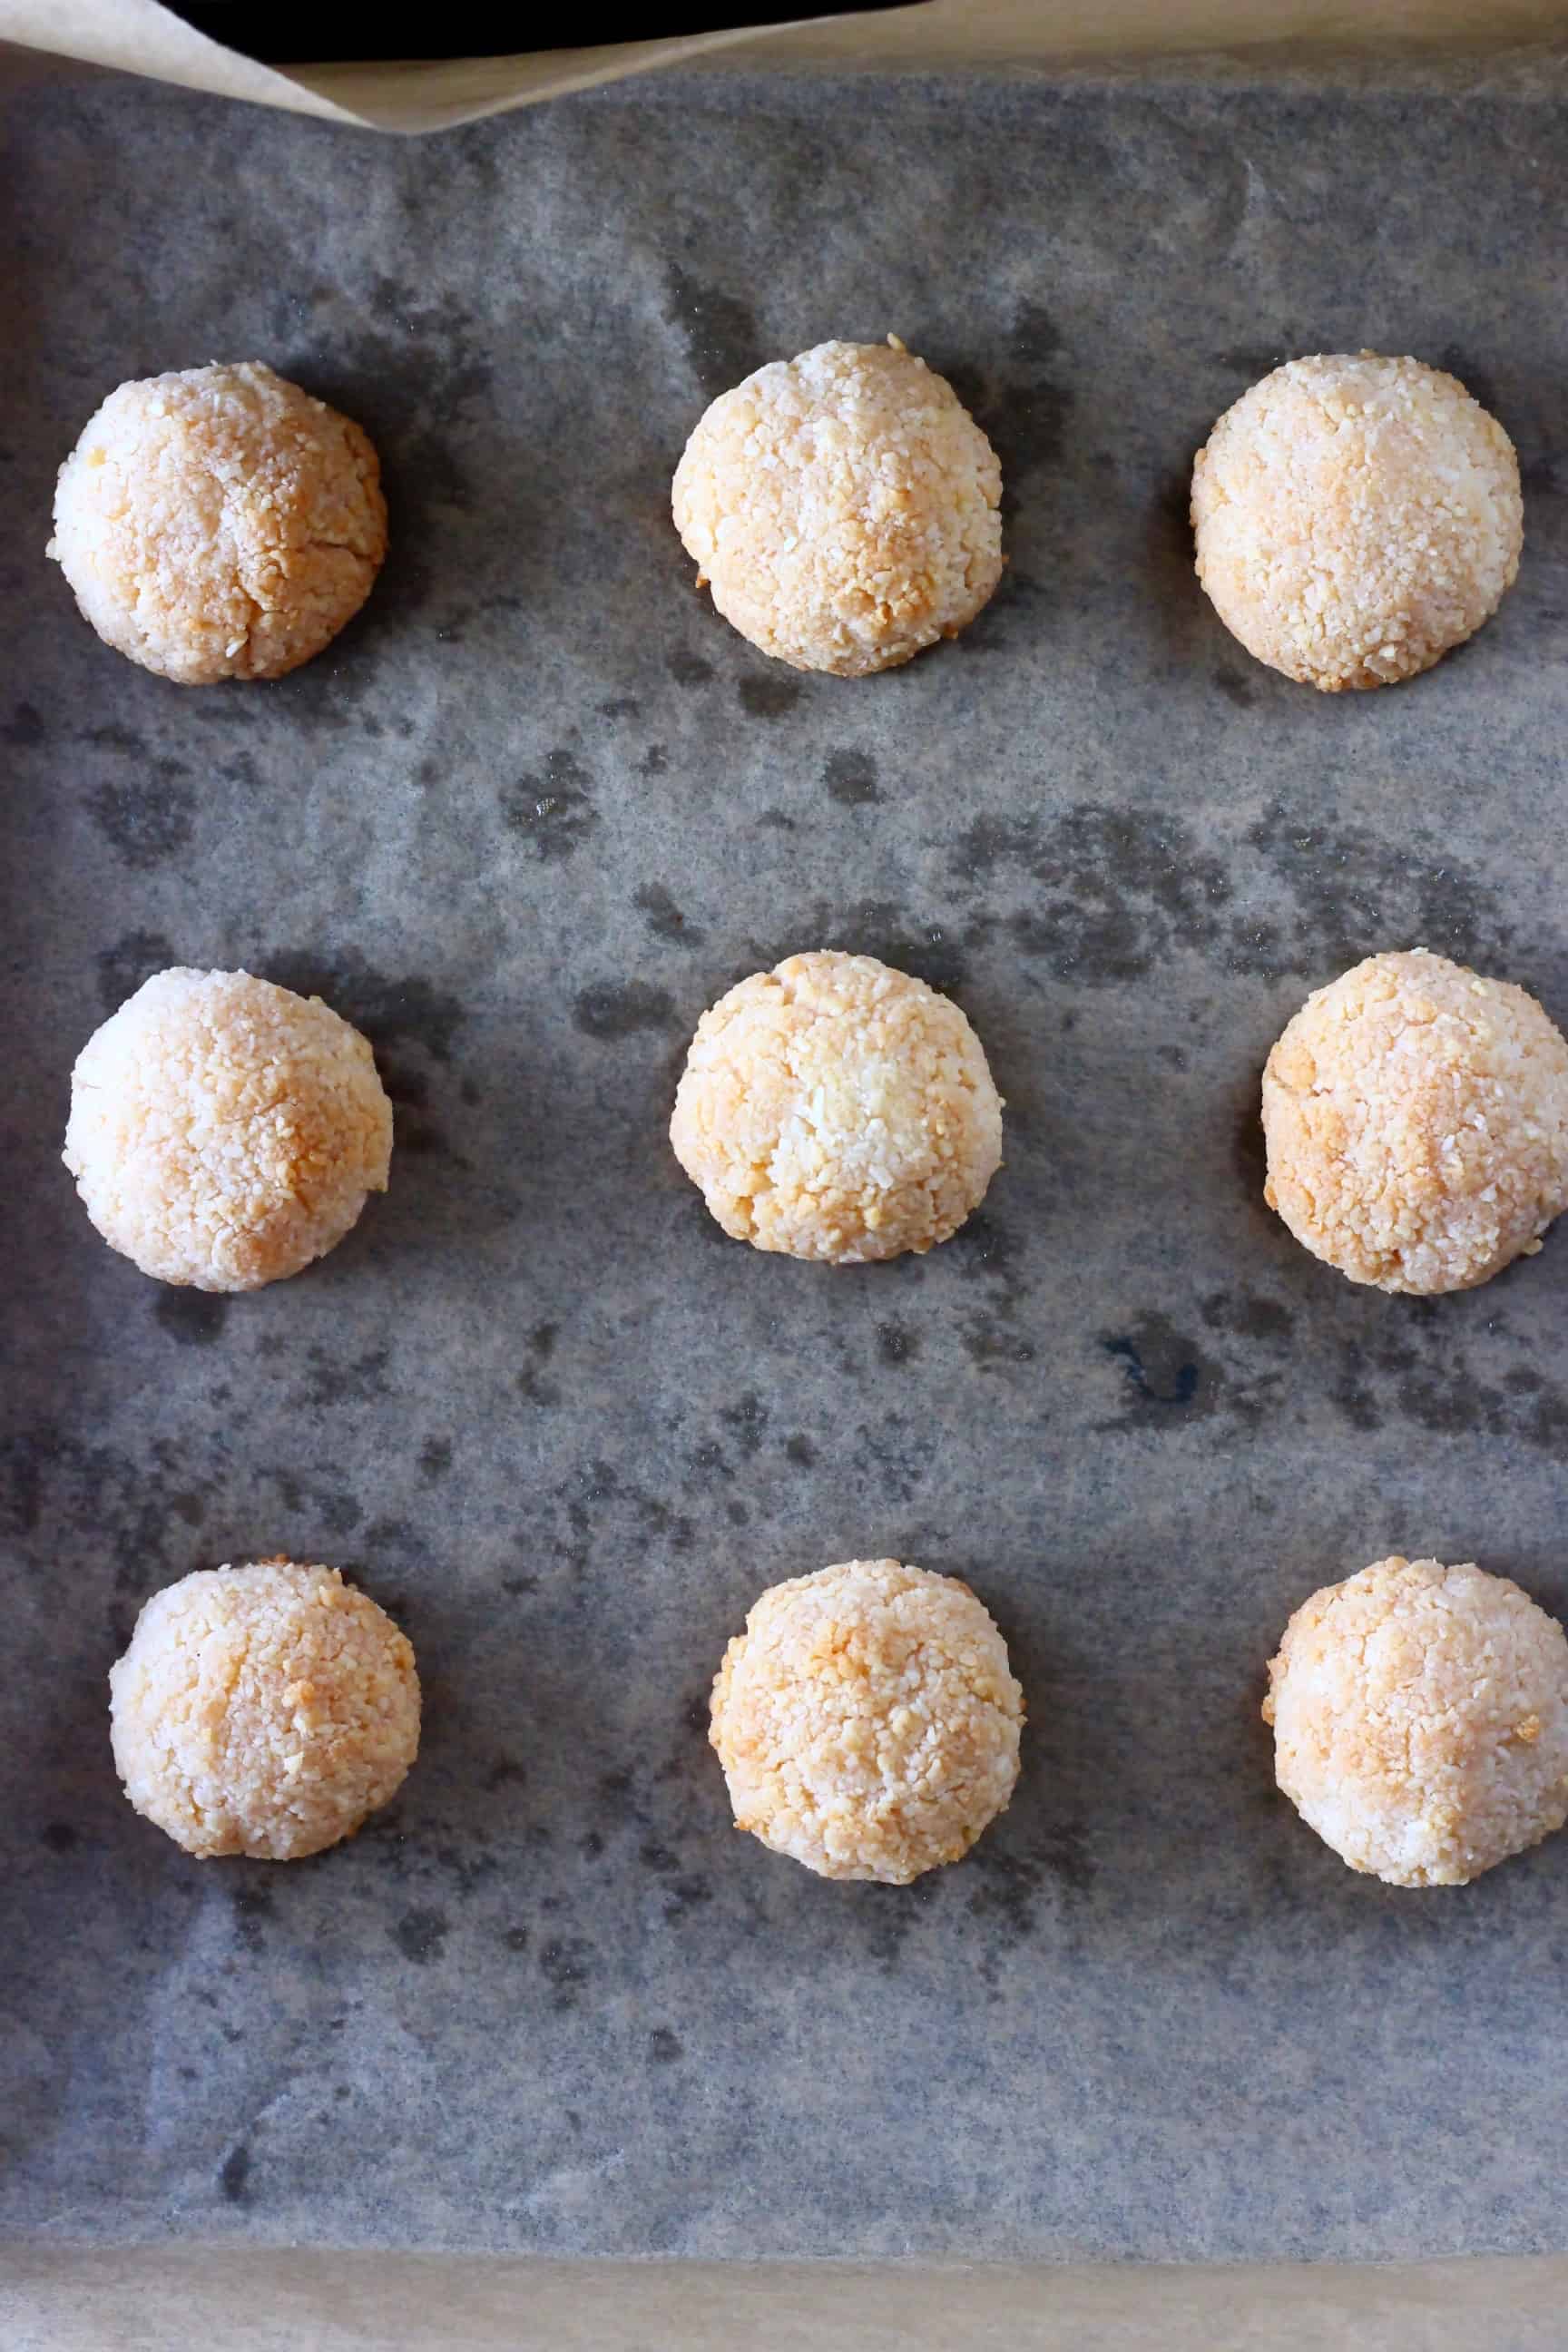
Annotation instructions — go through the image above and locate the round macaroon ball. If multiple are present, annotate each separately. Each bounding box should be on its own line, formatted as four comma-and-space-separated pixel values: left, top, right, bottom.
1261, 948, 1568, 1295
670, 949, 1003, 1265
710, 1557, 1024, 1883
1191, 352, 1522, 691
1264, 1555, 1568, 1887
110, 1559, 420, 1861
64, 967, 393, 1293
48, 361, 387, 684
671, 337, 1004, 676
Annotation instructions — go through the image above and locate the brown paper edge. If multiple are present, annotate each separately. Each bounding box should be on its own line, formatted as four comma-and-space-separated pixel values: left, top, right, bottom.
5, 2247, 1568, 2347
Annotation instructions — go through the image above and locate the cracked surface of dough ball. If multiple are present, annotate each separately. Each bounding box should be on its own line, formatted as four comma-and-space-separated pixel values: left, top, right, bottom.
1264, 1556, 1568, 1887
671, 949, 1002, 1264
64, 967, 393, 1292
1191, 352, 1521, 690
110, 1560, 420, 1861
1261, 949, 1568, 1294
671, 338, 1003, 676
710, 1558, 1024, 1883
48, 362, 387, 683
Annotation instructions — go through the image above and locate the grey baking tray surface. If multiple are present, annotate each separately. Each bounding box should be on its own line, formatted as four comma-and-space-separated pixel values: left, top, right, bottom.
4, 64, 1568, 2264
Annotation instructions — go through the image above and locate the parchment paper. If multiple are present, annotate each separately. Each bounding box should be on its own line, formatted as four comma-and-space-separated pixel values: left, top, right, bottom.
3, 61, 1568, 2269
5, 0, 1568, 130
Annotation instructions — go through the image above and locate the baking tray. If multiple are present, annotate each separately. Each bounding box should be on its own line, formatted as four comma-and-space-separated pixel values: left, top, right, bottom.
4, 62, 1568, 2266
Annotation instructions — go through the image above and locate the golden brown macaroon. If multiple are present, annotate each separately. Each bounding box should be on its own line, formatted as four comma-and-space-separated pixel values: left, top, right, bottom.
1191, 352, 1521, 690
48, 361, 387, 682
710, 1558, 1024, 1883
671, 949, 1003, 1265
110, 1560, 420, 1861
1261, 949, 1568, 1294
64, 967, 393, 1292
1264, 1555, 1568, 1886
672, 337, 1003, 676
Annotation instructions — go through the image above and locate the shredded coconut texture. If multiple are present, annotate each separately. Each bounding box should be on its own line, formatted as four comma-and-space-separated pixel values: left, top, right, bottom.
64, 967, 393, 1292
671, 338, 1003, 675
1191, 352, 1521, 691
1261, 948, 1568, 1294
48, 361, 387, 683
670, 949, 1003, 1264
110, 1559, 420, 1861
710, 1558, 1024, 1883
1264, 1556, 1568, 1887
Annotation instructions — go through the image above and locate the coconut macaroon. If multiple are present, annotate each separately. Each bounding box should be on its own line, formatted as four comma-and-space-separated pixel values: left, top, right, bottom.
1261, 948, 1568, 1294
48, 361, 387, 683
710, 1558, 1024, 1883
110, 1559, 419, 1861
1191, 352, 1522, 691
64, 967, 393, 1292
670, 949, 1003, 1265
671, 337, 1003, 676
1264, 1556, 1568, 1887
